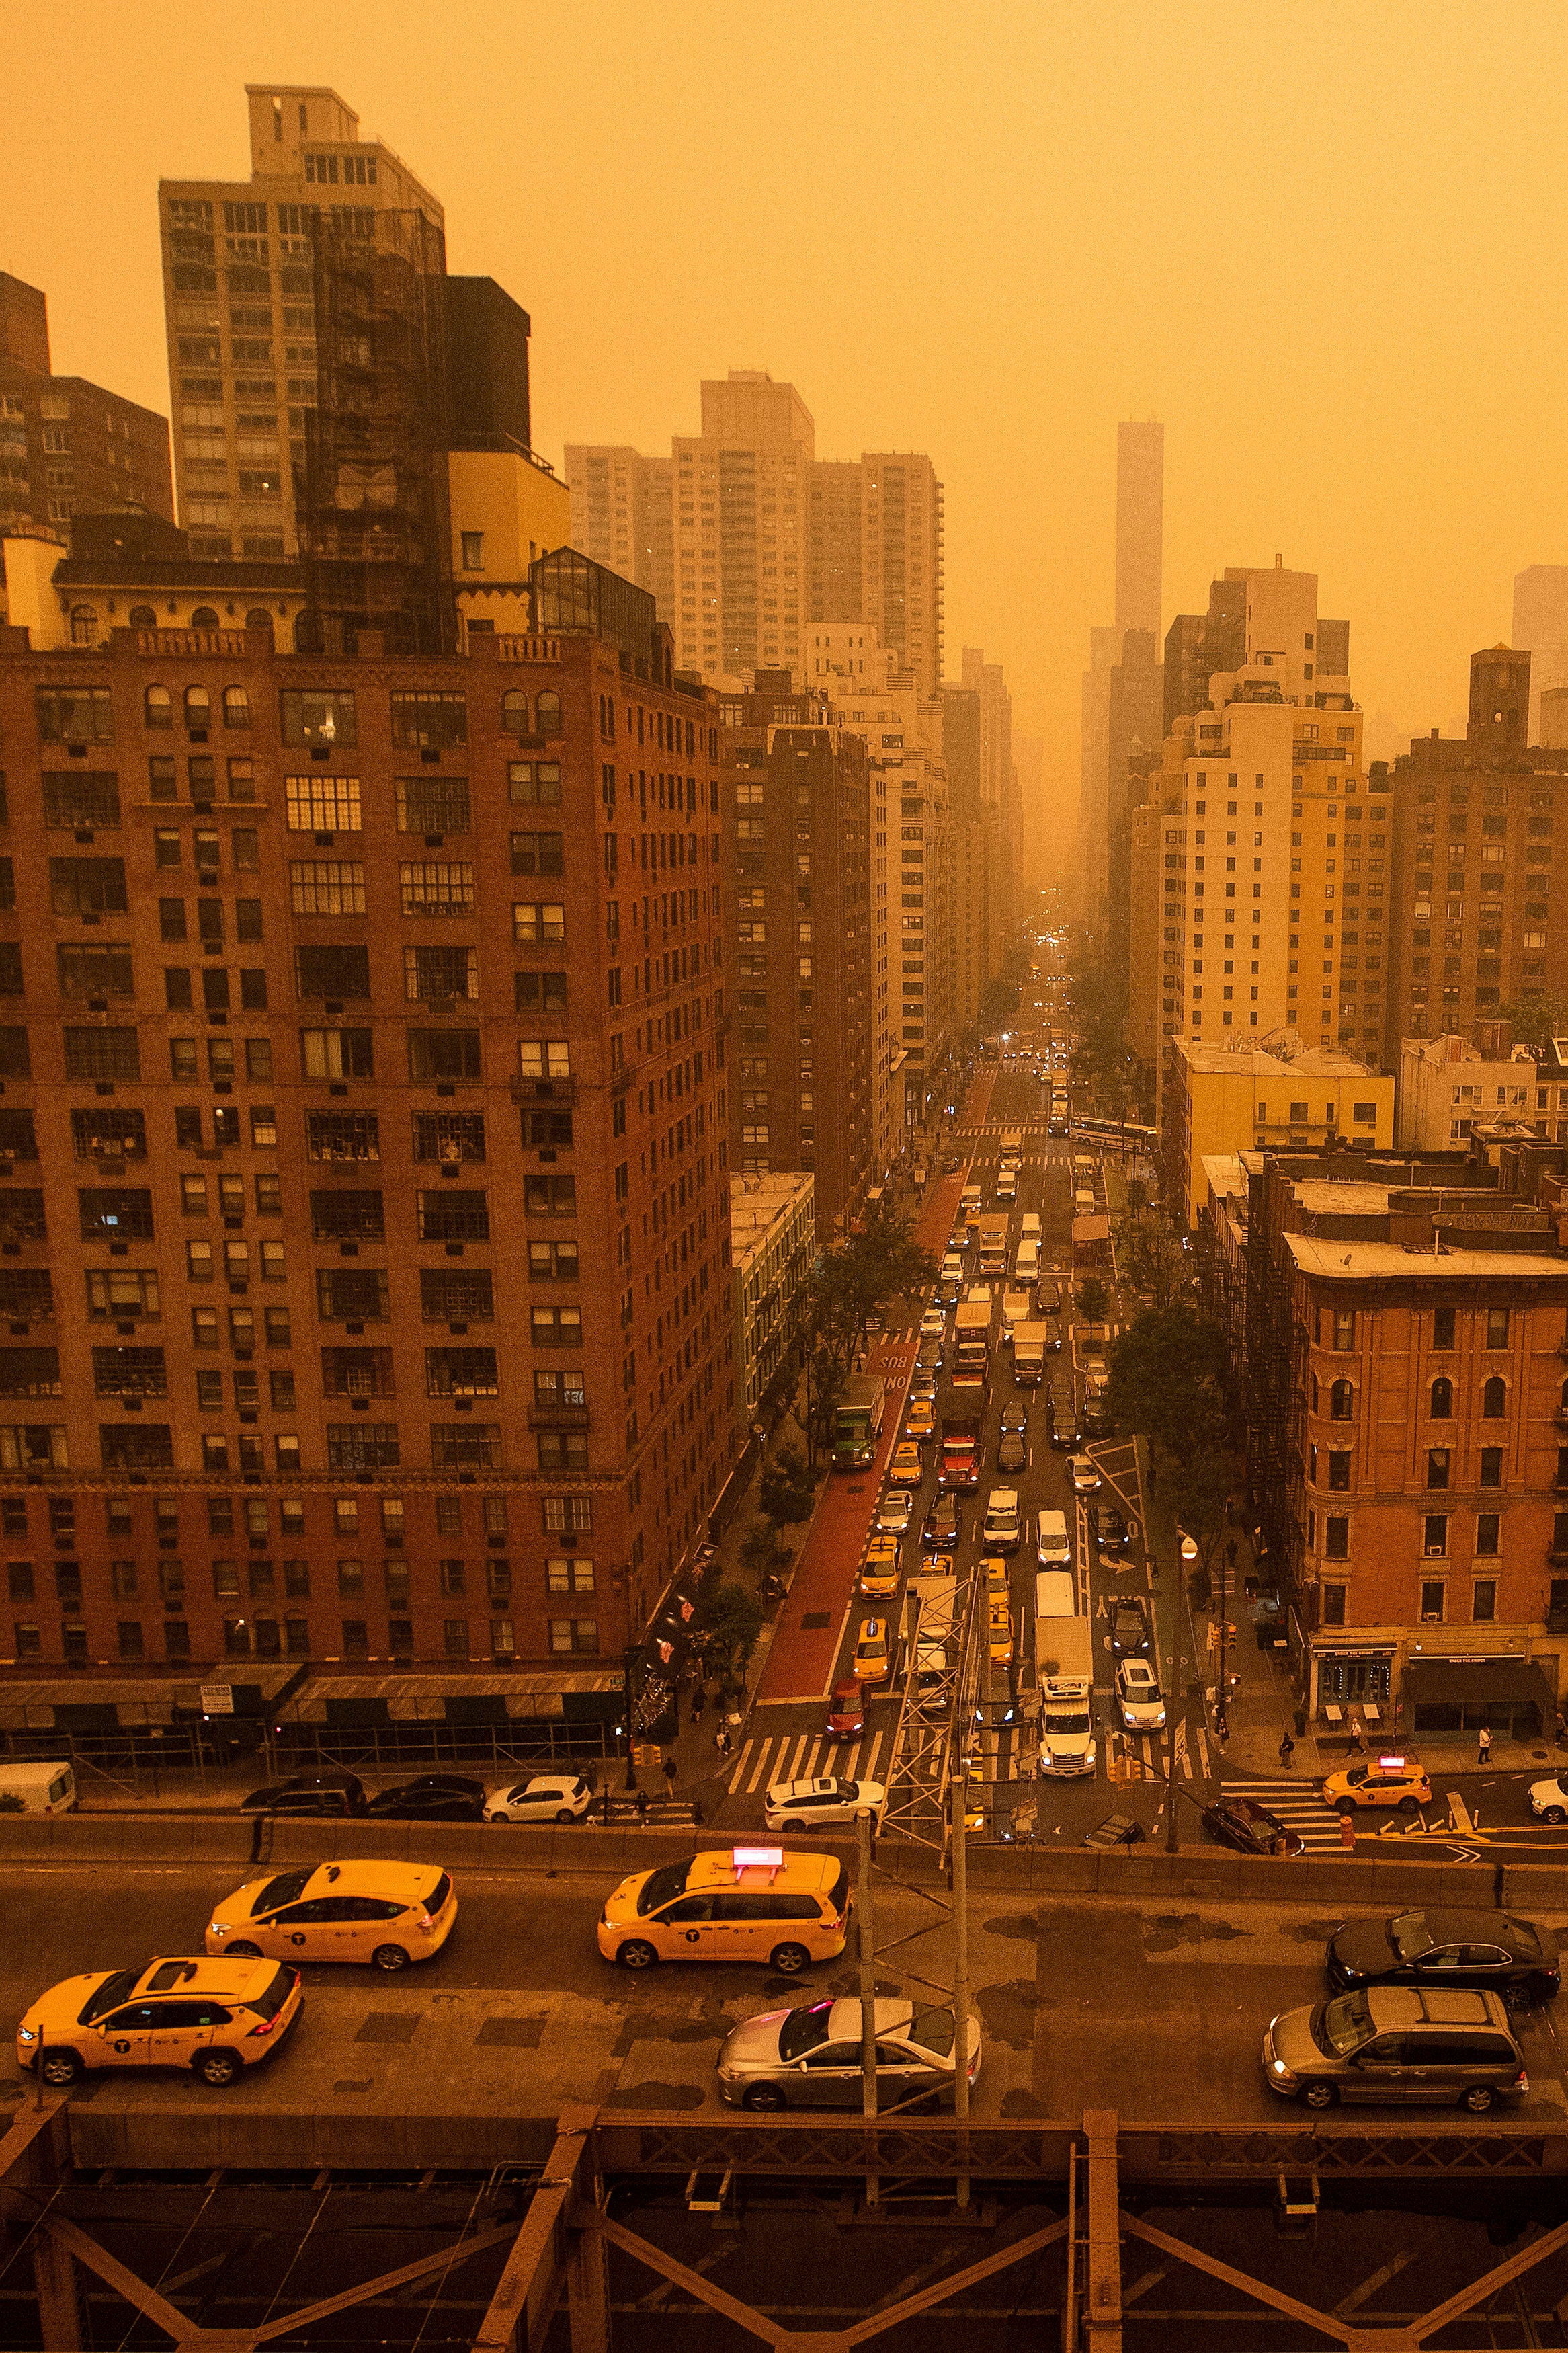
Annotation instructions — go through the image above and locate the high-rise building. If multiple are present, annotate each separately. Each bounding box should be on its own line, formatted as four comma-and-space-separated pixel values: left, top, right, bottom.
0, 549, 733, 1670
1129, 563, 1374, 1086
1383, 649, 1568, 1053
1114, 420, 1163, 643
1512, 565, 1568, 743
567, 376, 944, 695
723, 672, 873, 1231
0, 274, 173, 551
1014, 734, 1045, 889
1104, 627, 1163, 1020
943, 684, 993, 1032
961, 647, 1016, 961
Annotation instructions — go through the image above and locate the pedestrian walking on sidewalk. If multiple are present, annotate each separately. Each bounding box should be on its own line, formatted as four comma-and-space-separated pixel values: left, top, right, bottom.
1477, 1724, 1493, 1765
663, 1754, 677, 1798
1224, 1538, 1238, 1574
635, 1788, 649, 1826
1278, 1731, 1296, 1771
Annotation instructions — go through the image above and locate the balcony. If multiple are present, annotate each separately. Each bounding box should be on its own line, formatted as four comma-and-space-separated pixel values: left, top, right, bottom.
511, 1074, 577, 1107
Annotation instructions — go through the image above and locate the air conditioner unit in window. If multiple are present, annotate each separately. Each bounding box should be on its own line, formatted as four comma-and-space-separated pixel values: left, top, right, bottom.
1421, 1611, 1442, 1622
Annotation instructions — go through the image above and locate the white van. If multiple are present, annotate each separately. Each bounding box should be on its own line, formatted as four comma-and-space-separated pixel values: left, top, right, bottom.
1020, 1213, 1042, 1244
1014, 1238, 1040, 1281
1073, 1188, 1096, 1215
0, 1760, 77, 1814
1036, 1509, 1072, 1570
1035, 1568, 1076, 1618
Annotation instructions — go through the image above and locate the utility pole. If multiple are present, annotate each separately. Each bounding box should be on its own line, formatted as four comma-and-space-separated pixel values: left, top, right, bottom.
856, 1808, 878, 2209
952, 1766, 971, 2210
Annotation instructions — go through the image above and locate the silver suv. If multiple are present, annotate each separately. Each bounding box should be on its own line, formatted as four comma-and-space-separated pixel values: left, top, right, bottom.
1264, 1985, 1527, 2112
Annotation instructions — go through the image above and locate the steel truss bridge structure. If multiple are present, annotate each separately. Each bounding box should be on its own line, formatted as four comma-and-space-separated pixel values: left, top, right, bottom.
7, 2097, 1568, 2351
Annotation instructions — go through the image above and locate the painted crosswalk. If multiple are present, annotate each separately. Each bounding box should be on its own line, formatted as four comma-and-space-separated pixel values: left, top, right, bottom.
727, 1727, 886, 1800
1104, 1724, 1211, 1784
1219, 1776, 1352, 1851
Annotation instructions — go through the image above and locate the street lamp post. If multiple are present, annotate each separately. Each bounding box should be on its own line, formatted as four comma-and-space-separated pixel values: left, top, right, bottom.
1167, 1535, 1197, 1855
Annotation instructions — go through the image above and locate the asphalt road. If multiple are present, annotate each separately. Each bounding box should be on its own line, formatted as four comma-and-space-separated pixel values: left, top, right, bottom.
9, 1858, 1568, 2133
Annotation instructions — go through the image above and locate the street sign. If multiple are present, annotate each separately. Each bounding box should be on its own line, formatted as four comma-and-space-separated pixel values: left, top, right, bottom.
200, 1684, 234, 1716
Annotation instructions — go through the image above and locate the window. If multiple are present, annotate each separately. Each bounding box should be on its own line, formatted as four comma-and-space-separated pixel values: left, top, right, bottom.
99, 1425, 173, 1470
145, 685, 173, 731
0, 1426, 67, 1471
404, 945, 478, 1002
1430, 1375, 1452, 1419
315, 1268, 389, 1322
321, 1345, 394, 1397
280, 689, 356, 748
79, 1186, 153, 1240
37, 686, 113, 744
1473, 1578, 1497, 1622
390, 692, 467, 750
1482, 1374, 1507, 1417
290, 859, 365, 914
301, 1029, 373, 1081
518, 1041, 571, 1082
549, 1618, 599, 1654
326, 1423, 399, 1469
1486, 1307, 1510, 1350
71, 1107, 145, 1161
1327, 1449, 1350, 1490
1480, 1445, 1503, 1488
501, 688, 530, 735
419, 1269, 494, 1321
87, 1268, 159, 1320
395, 774, 470, 834
400, 861, 474, 915
425, 1347, 499, 1397
408, 1029, 481, 1083
1320, 1584, 1347, 1628
42, 771, 120, 829
296, 943, 370, 999
1324, 1515, 1349, 1560
1331, 1309, 1355, 1352
530, 1305, 583, 1347
1432, 1306, 1456, 1349
510, 831, 564, 875
528, 1240, 580, 1281
1424, 1514, 1448, 1558
524, 1174, 576, 1214
431, 1423, 501, 1468
309, 1189, 384, 1241
508, 760, 562, 805
513, 902, 565, 945
50, 856, 127, 915
1475, 1513, 1500, 1558
285, 774, 362, 832
1427, 1448, 1450, 1490
546, 1555, 595, 1593
416, 1189, 489, 1241
535, 689, 562, 734
514, 971, 568, 1014
91, 1346, 166, 1398
222, 686, 250, 730
461, 532, 484, 571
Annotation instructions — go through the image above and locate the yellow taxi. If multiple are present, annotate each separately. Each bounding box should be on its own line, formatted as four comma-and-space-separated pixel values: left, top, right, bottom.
205, 1860, 456, 1973
889, 1441, 923, 1485
905, 1397, 936, 1442
983, 1554, 1009, 1605
859, 1534, 901, 1598
597, 1848, 852, 1975
854, 1616, 892, 1682
988, 1594, 1014, 1667
1321, 1753, 1432, 1813
17, 1954, 302, 2089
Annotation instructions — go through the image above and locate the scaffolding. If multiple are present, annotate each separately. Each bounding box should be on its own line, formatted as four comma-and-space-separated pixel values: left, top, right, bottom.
299, 208, 455, 657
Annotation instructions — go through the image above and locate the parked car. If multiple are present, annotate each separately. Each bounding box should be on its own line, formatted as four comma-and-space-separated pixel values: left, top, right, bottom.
1083, 1813, 1145, 1851
1263, 1987, 1528, 2112
1325, 1909, 1560, 2007
716, 1996, 981, 2111
1202, 1794, 1301, 1857
364, 1774, 487, 1823
240, 1768, 366, 1818
483, 1775, 593, 1825
1529, 1776, 1568, 1823
1108, 1598, 1151, 1658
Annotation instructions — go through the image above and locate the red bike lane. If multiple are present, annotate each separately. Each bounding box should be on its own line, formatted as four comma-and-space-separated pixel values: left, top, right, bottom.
754, 1169, 968, 1702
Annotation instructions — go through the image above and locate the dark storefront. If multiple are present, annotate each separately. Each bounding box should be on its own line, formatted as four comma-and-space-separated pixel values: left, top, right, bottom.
1402, 1654, 1555, 1737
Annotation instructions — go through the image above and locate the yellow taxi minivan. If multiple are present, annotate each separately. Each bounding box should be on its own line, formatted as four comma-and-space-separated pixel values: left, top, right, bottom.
205, 1860, 456, 1972
17, 1954, 302, 2089
597, 1848, 852, 1976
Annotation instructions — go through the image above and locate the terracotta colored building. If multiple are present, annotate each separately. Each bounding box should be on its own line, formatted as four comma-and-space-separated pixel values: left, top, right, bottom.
0, 559, 734, 1677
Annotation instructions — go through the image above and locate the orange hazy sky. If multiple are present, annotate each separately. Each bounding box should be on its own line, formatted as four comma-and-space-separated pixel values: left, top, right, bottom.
5, 0, 1566, 799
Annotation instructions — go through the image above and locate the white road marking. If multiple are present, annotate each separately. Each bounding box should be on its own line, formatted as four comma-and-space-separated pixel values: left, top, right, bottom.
726, 1739, 754, 1796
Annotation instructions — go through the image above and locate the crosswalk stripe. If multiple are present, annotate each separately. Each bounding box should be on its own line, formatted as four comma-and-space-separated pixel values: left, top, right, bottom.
743, 1737, 774, 1796
839, 1737, 861, 1778
782, 1732, 809, 1782
801, 1737, 823, 1779
727, 1739, 755, 1797
860, 1730, 883, 1781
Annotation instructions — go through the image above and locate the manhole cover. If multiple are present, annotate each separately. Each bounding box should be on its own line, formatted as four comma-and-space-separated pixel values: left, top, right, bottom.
801, 1611, 830, 1629
477, 2016, 547, 2048
355, 2012, 419, 2044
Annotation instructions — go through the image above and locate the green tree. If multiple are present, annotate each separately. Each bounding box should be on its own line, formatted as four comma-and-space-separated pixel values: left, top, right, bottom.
1118, 1215, 1188, 1311
1075, 1275, 1111, 1334
703, 1581, 766, 1676
979, 976, 1021, 1031
806, 1200, 938, 1414
1165, 1447, 1232, 1608
760, 1443, 814, 1523
1498, 996, 1568, 1056
1126, 1175, 1148, 1222
1103, 1302, 1229, 1476
739, 1519, 786, 1579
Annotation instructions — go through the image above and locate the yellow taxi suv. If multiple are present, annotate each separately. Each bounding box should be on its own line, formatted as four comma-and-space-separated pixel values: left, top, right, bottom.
205, 1860, 456, 1973
988, 1595, 1014, 1667
854, 1616, 891, 1682
983, 1554, 1009, 1604
597, 1848, 852, 1976
1321, 1754, 1432, 1814
860, 1535, 901, 1599
889, 1441, 923, 1485
905, 1398, 936, 1442
17, 1955, 301, 2089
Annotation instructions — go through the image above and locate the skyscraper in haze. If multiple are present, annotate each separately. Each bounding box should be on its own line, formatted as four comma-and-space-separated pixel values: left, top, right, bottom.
1512, 565, 1568, 744
1115, 420, 1163, 642
566, 375, 944, 694
0, 272, 173, 550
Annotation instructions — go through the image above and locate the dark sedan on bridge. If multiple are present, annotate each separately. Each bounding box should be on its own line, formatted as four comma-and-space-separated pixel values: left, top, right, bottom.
1201, 1794, 1303, 1858
1326, 1910, 1560, 2008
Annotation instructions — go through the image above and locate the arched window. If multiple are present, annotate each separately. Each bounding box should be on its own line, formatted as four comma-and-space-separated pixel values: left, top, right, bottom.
145, 684, 173, 730
1430, 1375, 1453, 1419
69, 605, 99, 647
184, 685, 211, 732
128, 606, 157, 629
1483, 1375, 1508, 1418
535, 688, 562, 735
501, 688, 529, 735
1329, 1379, 1354, 1420
245, 609, 274, 633
189, 606, 220, 629
222, 686, 251, 730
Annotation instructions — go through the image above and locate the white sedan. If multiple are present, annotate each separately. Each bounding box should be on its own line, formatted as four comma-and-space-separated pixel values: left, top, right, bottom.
1069, 1454, 1102, 1495
1529, 1776, 1568, 1824
1116, 1659, 1166, 1732
878, 1489, 914, 1536
763, 1776, 888, 1832
919, 1307, 948, 1339
483, 1773, 593, 1825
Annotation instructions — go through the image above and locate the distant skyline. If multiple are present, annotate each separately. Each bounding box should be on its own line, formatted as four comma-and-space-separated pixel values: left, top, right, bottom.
4, 0, 1565, 819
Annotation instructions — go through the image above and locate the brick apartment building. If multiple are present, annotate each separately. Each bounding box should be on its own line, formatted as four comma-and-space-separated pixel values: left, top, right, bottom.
722, 672, 872, 1234
1245, 1144, 1568, 1734
0, 559, 735, 1677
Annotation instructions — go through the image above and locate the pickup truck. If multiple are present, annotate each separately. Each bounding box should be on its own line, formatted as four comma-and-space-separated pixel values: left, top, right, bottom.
938, 1414, 983, 1488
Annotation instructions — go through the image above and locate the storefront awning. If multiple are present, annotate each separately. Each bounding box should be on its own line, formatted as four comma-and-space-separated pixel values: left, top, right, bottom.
1403, 1657, 1555, 1711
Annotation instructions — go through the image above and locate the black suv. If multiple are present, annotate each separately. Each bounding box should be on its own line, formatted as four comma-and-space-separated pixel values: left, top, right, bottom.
1108, 1599, 1151, 1658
